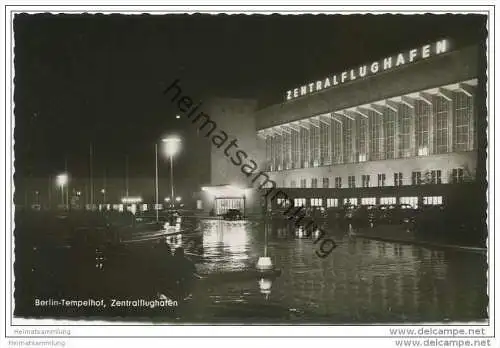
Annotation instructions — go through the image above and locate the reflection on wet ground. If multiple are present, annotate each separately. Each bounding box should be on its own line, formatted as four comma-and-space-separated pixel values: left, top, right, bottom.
15, 216, 488, 323
183, 219, 488, 323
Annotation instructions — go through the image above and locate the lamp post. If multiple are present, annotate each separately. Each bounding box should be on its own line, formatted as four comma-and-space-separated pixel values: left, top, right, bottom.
154, 136, 181, 221
155, 143, 159, 221
56, 173, 69, 208
162, 135, 181, 201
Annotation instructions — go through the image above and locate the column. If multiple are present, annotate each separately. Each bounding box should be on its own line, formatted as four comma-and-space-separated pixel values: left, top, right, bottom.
409, 103, 416, 157
428, 99, 435, 155
441, 89, 454, 153
351, 113, 357, 162
470, 91, 476, 151
394, 103, 401, 159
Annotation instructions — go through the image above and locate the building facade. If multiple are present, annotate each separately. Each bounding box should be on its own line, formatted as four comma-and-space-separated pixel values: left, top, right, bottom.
198, 97, 262, 215
255, 38, 482, 210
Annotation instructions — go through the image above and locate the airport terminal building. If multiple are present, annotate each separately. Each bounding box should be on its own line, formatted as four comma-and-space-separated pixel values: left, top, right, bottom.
201, 38, 483, 215
254, 38, 482, 211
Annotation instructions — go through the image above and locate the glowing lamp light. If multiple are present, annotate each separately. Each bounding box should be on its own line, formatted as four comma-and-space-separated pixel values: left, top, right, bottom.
175, 115, 181, 119
121, 196, 143, 204
164, 197, 171, 202
175, 196, 182, 202
258, 278, 272, 295
56, 173, 69, 187
256, 256, 273, 271
162, 136, 181, 157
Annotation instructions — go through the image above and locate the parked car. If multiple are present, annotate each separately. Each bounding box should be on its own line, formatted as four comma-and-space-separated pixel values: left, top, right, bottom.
222, 209, 243, 220
377, 204, 417, 225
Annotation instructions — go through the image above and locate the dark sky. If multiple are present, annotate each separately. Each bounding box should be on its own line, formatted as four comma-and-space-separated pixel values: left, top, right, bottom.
14, 13, 486, 191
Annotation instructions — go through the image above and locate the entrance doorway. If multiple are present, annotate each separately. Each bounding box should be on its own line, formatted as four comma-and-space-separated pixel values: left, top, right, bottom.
214, 197, 245, 215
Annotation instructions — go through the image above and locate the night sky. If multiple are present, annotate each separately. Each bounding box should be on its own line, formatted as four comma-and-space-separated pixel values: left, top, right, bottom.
14, 14, 486, 194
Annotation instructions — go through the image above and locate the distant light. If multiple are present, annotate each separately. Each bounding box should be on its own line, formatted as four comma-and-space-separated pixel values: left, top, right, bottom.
176, 115, 181, 119
76, 191, 81, 196
201, 187, 208, 191
101, 188, 105, 194
164, 197, 171, 202
162, 136, 182, 157
256, 256, 273, 271
259, 278, 272, 292
121, 196, 142, 204
56, 173, 69, 187
175, 196, 182, 202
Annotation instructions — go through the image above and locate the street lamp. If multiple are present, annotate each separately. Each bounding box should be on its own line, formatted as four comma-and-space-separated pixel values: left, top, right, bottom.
163, 136, 181, 199
155, 136, 181, 221
175, 196, 181, 202
56, 173, 69, 207
156, 136, 181, 212
101, 188, 106, 204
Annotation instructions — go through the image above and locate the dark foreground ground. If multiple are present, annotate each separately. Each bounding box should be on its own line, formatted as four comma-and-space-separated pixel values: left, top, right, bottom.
13, 210, 488, 323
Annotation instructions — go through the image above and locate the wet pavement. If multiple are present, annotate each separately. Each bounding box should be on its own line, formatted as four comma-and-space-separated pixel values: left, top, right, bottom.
174, 218, 488, 323
15, 216, 488, 323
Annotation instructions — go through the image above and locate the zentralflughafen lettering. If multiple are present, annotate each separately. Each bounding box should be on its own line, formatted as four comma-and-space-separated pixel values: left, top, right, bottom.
285, 38, 450, 101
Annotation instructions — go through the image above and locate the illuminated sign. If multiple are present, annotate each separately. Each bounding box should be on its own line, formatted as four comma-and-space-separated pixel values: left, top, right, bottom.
285, 39, 450, 102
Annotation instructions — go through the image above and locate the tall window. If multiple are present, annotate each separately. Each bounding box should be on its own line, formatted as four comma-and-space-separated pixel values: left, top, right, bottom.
356, 116, 369, 162
415, 100, 431, 156
300, 127, 310, 168
276, 198, 291, 208
311, 178, 318, 188
290, 180, 296, 188
320, 120, 332, 165
361, 175, 370, 188
332, 119, 343, 164
361, 197, 376, 205
431, 170, 442, 184
398, 103, 412, 158
335, 177, 342, 188
434, 96, 450, 154
265, 136, 272, 171
384, 108, 396, 159
452, 168, 464, 183
322, 177, 329, 188
380, 197, 396, 205
369, 111, 384, 160
454, 92, 473, 152
274, 134, 283, 170
377, 173, 386, 187
326, 198, 338, 208
394, 172, 403, 186
310, 198, 323, 207
423, 196, 443, 205
310, 124, 320, 166
400, 196, 418, 208
343, 198, 358, 206
411, 171, 421, 185
343, 117, 354, 163
283, 131, 292, 170
348, 175, 356, 188
300, 178, 307, 188
294, 198, 306, 207
291, 128, 301, 169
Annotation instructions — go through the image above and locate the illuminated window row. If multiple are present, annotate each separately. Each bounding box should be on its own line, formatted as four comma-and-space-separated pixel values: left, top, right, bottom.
283, 167, 465, 189
262, 84, 476, 172
281, 195, 443, 209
